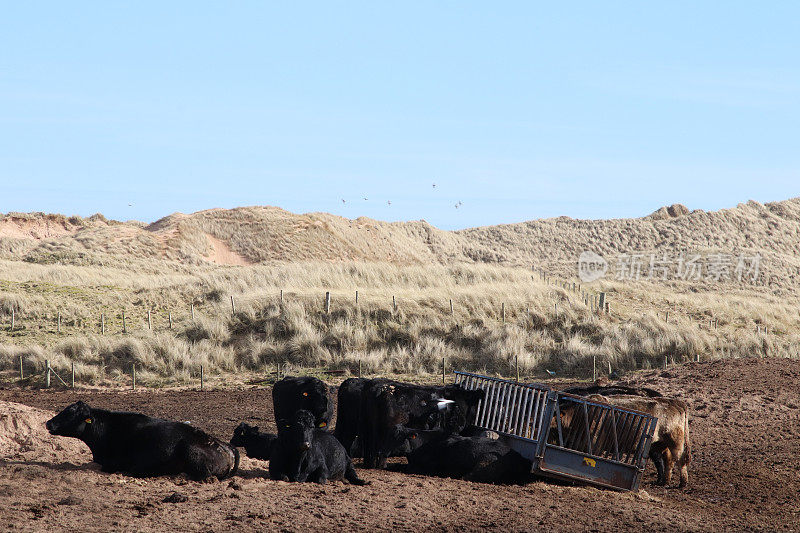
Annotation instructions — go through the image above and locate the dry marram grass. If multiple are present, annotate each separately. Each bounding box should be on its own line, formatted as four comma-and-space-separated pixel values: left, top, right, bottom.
1, 200, 799, 385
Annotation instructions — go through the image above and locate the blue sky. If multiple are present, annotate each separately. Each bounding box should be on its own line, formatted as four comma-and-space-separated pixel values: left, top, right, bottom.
1, 3, 798, 229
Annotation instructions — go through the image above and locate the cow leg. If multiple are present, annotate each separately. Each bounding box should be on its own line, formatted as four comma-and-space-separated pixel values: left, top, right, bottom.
662, 447, 675, 486
649, 449, 665, 485
671, 440, 689, 488
344, 462, 367, 486
312, 466, 329, 485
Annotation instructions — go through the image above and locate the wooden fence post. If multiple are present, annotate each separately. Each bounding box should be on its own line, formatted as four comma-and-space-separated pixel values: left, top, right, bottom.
598, 293, 606, 314
515, 354, 519, 382
501, 303, 505, 323
280, 290, 283, 304
57, 311, 61, 333
449, 299, 454, 315
191, 304, 195, 321
325, 292, 331, 314
71, 362, 75, 388
355, 290, 359, 304
663, 356, 668, 370
231, 296, 236, 315
19, 355, 23, 380
45, 360, 51, 388
101, 313, 105, 335
10, 308, 14, 331
442, 357, 445, 384
608, 361, 611, 377
132, 364, 136, 390
168, 312, 173, 329
665, 311, 669, 322
147, 310, 152, 330
200, 365, 204, 391
122, 310, 127, 334
392, 295, 397, 312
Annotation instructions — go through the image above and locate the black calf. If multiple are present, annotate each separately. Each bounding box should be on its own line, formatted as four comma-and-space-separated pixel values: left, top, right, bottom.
269, 410, 366, 485
229, 422, 277, 461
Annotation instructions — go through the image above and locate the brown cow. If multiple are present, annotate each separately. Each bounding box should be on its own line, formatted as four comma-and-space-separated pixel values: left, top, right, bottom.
589, 394, 692, 487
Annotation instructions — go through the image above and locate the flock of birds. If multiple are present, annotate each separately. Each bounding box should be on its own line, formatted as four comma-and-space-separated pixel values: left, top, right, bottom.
341, 183, 464, 209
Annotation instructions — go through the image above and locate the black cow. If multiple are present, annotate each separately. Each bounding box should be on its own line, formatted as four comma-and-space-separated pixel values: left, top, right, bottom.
359, 380, 485, 469
562, 384, 663, 398
269, 410, 366, 485
272, 376, 334, 429
403, 430, 532, 484
333, 377, 367, 456
46, 401, 238, 480
229, 422, 277, 461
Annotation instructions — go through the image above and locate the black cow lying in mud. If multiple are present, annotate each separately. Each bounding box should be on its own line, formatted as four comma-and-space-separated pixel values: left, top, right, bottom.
269, 410, 366, 485
359, 380, 485, 469
562, 384, 663, 398
46, 401, 239, 480
273, 376, 334, 428
393, 427, 531, 484
230, 422, 277, 461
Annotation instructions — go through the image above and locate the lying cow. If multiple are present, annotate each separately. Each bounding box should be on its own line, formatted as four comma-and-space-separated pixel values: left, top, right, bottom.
359, 380, 485, 469
269, 410, 366, 485
562, 384, 662, 398
273, 376, 334, 428
229, 422, 277, 461
589, 394, 692, 488
46, 401, 238, 480
399, 428, 531, 484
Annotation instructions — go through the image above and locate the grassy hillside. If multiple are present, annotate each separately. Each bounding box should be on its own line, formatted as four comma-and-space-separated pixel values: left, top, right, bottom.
1, 199, 798, 386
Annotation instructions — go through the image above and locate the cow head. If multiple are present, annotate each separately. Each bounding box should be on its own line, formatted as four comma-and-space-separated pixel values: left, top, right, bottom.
278, 410, 316, 453
230, 422, 260, 447
46, 401, 93, 438
299, 381, 331, 428
442, 385, 486, 431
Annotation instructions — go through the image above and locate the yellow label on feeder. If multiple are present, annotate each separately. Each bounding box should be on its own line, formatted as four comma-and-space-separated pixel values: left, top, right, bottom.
583, 457, 596, 467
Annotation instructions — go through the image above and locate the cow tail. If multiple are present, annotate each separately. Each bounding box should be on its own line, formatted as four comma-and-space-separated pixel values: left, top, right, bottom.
683, 410, 692, 465
345, 461, 367, 486
223, 445, 240, 480
232, 446, 241, 477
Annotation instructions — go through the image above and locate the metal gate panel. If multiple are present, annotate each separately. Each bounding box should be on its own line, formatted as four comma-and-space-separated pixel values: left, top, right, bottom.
454, 371, 657, 492
454, 371, 550, 443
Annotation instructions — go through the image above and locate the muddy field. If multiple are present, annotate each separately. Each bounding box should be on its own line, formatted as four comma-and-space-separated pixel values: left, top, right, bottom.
1, 358, 799, 532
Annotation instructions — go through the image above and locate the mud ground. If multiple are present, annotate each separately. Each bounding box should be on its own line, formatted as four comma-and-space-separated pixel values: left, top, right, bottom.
1, 358, 799, 532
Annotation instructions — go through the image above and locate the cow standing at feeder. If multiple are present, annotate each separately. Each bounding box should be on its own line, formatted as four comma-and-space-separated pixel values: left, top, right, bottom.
359, 380, 485, 469
588, 394, 692, 487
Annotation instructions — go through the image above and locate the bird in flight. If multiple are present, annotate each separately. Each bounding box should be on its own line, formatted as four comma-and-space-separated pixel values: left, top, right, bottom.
363, 197, 368, 201
341, 198, 346, 204
455, 201, 463, 209
387, 200, 391, 206
432, 183, 437, 188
